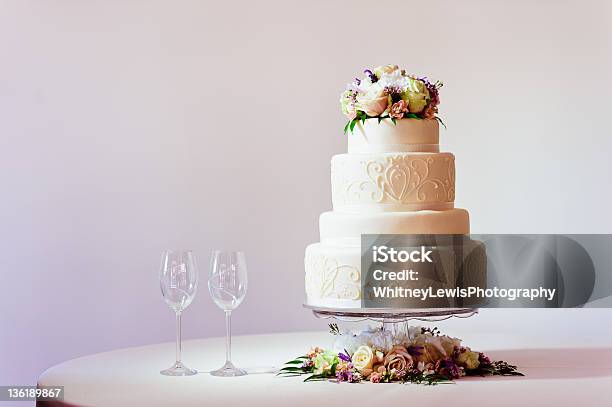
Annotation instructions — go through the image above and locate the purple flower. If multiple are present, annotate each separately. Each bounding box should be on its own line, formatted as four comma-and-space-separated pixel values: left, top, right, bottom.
338, 350, 351, 362
364, 69, 378, 83
435, 358, 463, 379
453, 346, 467, 359
478, 352, 492, 367
348, 371, 361, 383
336, 369, 358, 383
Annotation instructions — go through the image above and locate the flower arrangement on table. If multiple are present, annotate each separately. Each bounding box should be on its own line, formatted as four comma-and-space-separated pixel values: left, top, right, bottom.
341, 65, 444, 134
279, 324, 523, 384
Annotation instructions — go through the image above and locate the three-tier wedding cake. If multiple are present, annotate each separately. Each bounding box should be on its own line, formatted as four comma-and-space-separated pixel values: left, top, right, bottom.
305, 65, 471, 309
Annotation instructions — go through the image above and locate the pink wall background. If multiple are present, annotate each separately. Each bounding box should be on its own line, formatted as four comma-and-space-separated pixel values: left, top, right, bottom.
1, 0, 612, 388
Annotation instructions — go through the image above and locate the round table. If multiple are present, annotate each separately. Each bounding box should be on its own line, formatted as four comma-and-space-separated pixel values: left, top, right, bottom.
38, 330, 612, 406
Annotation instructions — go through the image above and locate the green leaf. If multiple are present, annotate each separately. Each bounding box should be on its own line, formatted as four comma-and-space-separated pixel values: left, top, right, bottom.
391, 117, 397, 125
405, 372, 455, 385
278, 367, 308, 374
465, 360, 524, 377
279, 366, 304, 372
343, 121, 351, 135
283, 359, 306, 365
377, 117, 383, 124
405, 113, 420, 119
304, 374, 330, 382
349, 119, 357, 133
435, 116, 447, 129
277, 369, 305, 375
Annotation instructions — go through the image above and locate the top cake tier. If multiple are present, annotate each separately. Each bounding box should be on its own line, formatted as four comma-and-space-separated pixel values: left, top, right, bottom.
348, 119, 439, 153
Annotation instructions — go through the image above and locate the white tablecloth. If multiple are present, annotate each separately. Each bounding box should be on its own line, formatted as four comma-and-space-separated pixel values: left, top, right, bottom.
38, 330, 612, 406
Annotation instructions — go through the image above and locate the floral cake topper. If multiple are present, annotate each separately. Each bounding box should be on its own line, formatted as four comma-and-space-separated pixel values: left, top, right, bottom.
341, 65, 443, 134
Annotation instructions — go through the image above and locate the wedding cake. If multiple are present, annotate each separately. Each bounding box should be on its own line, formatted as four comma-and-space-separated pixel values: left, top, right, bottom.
305, 65, 475, 309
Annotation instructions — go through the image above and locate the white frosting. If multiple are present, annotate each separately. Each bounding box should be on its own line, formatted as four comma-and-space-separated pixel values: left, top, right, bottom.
331, 152, 455, 212
305, 243, 362, 308
320, 209, 469, 246
349, 119, 439, 153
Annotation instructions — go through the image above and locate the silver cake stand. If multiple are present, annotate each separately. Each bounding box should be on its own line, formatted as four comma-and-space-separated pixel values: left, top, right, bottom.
304, 304, 478, 324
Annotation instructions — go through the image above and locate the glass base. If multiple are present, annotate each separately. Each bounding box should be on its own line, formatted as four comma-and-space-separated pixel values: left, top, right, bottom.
160, 361, 198, 376
210, 361, 247, 377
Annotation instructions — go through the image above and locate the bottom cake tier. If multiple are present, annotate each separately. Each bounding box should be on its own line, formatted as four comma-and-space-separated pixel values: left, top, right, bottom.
304, 240, 486, 309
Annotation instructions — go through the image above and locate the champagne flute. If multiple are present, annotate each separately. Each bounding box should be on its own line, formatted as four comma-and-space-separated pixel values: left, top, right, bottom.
159, 250, 198, 376
208, 250, 248, 377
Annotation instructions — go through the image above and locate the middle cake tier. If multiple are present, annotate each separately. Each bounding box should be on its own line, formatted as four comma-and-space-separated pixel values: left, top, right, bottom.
332, 152, 455, 212
320, 209, 470, 246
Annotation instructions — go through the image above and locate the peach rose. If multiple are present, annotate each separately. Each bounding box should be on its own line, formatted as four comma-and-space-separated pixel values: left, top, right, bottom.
389, 100, 408, 119
412, 336, 448, 364
383, 345, 413, 373
422, 103, 438, 119
360, 351, 382, 378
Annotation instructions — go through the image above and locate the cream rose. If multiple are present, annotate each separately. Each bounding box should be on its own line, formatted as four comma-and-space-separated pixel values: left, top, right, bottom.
356, 85, 389, 117
456, 349, 480, 370
373, 64, 399, 78
439, 335, 462, 356
351, 345, 374, 372
340, 90, 357, 120
401, 78, 430, 114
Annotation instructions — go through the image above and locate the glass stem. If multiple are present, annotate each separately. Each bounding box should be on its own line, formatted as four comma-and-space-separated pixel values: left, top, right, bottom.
176, 310, 182, 364
225, 310, 232, 364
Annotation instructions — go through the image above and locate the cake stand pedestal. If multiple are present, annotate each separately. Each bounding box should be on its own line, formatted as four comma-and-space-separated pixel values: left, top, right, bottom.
304, 304, 477, 333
